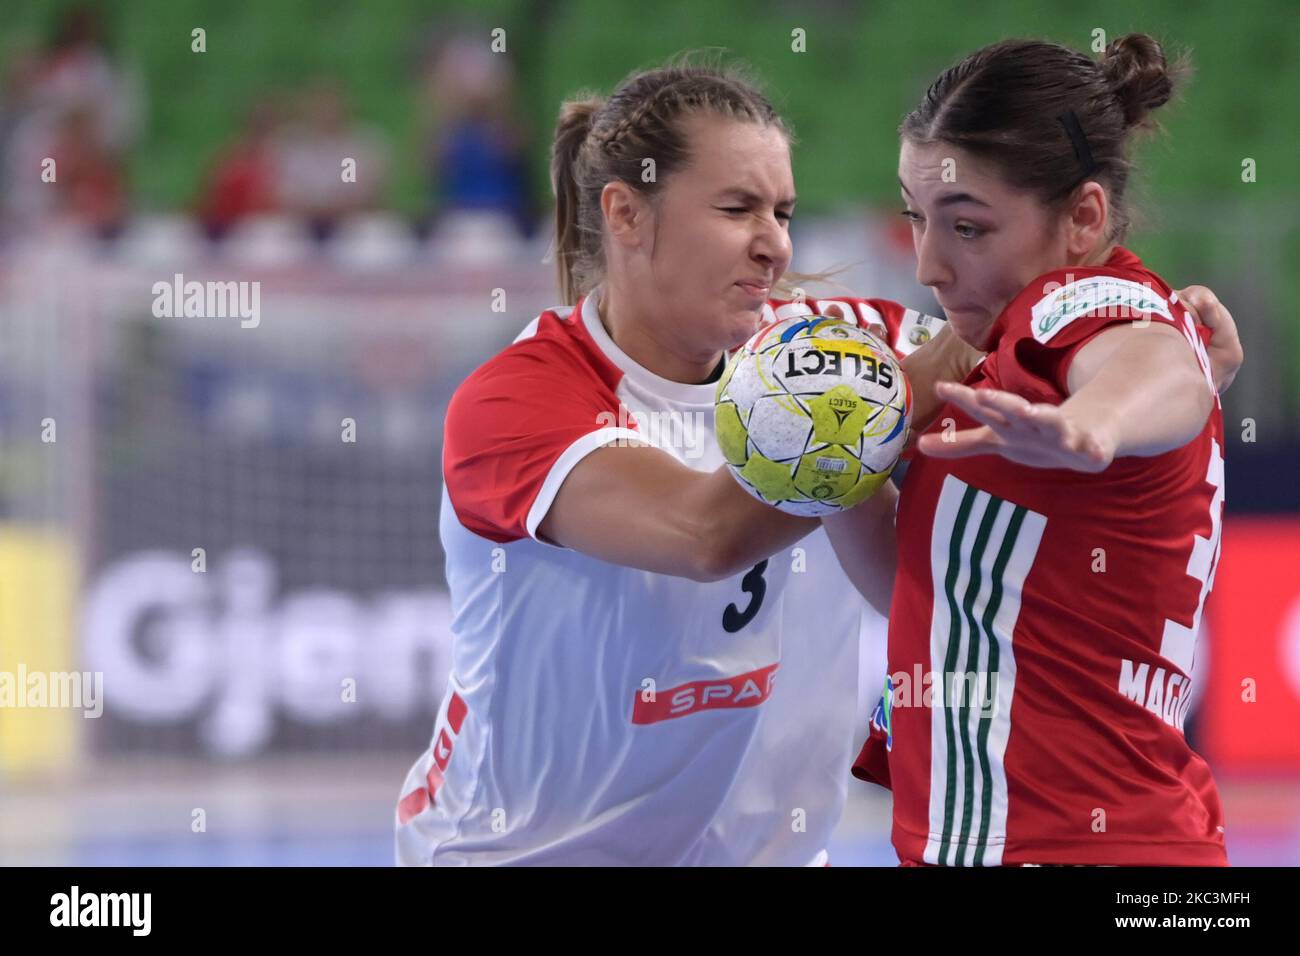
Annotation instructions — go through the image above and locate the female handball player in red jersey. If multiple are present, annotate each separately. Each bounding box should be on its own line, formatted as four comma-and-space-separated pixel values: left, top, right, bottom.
396, 57, 1240, 866
843, 35, 1244, 866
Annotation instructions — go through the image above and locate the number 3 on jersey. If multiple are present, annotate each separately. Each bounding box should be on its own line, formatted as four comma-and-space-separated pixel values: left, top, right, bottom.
1159, 438, 1224, 674
723, 560, 768, 633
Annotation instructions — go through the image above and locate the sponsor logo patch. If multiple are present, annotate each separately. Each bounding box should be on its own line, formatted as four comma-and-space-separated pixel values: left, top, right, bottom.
896, 309, 938, 356
1031, 276, 1173, 343
632, 663, 779, 724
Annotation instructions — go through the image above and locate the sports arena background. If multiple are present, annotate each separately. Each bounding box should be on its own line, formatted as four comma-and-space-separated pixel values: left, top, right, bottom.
1, 0, 1297, 865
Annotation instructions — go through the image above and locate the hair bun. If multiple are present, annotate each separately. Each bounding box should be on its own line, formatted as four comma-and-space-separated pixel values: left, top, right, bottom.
1101, 33, 1176, 128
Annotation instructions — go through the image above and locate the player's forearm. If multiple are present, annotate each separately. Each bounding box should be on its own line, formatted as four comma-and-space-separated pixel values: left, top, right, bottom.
819, 480, 899, 616
540, 446, 812, 582
901, 324, 982, 433
690, 467, 818, 581
1063, 335, 1214, 459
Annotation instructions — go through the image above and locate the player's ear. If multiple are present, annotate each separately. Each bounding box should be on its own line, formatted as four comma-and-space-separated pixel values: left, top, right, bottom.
1063, 180, 1108, 258
601, 181, 649, 250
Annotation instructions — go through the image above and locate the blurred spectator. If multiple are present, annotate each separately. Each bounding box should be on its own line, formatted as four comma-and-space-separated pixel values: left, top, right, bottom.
46, 103, 126, 235
0, 4, 142, 237
274, 80, 390, 241
426, 33, 534, 237
196, 99, 284, 240
0, 48, 45, 228
31, 5, 143, 153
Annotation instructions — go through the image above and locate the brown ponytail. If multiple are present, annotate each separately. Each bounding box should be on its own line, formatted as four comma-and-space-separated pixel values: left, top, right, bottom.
551, 95, 605, 305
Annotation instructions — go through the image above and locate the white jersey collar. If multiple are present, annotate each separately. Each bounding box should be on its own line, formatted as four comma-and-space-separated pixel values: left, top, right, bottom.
580, 288, 775, 407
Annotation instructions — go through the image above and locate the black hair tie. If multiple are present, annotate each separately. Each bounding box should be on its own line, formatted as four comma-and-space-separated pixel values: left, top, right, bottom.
1057, 110, 1099, 178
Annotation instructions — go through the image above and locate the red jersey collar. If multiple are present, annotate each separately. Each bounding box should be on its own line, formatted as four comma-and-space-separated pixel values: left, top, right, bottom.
983, 245, 1142, 350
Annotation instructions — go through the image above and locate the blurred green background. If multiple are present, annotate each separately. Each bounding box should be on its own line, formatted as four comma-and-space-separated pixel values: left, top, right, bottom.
4, 0, 1298, 411
4, 0, 1296, 208
0, 0, 1297, 868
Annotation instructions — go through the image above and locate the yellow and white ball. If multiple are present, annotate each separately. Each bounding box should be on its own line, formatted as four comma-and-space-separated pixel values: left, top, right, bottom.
715, 315, 911, 516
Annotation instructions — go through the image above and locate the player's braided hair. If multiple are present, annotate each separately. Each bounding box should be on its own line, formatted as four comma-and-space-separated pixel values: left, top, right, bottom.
900, 34, 1189, 243
551, 54, 791, 305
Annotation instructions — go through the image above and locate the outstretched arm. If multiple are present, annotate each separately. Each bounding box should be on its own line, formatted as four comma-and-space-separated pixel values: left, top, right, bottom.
918, 321, 1214, 471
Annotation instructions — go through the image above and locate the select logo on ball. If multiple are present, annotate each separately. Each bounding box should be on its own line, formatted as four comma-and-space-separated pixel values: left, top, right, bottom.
715, 315, 910, 516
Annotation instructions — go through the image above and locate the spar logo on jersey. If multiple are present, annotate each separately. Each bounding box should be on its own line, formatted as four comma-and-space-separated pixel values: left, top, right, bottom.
1032, 276, 1173, 343
632, 663, 778, 724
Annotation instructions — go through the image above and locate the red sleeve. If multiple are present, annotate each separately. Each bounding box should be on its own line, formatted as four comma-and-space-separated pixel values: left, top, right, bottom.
999, 270, 1189, 402
766, 296, 946, 358
851, 734, 891, 789
851, 690, 892, 790
442, 329, 634, 544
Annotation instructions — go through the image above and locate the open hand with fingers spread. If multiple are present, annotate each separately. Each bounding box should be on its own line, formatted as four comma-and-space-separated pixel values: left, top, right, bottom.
917, 381, 1116, 472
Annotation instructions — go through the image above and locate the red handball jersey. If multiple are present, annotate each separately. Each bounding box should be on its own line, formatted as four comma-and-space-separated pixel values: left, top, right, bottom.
853, 247, 1228, 866
397, 289, 939, 865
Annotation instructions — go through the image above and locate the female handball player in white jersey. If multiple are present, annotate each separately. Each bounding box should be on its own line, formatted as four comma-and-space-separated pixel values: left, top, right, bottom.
396, 57, 1239, 866
845, 36, 1244, 865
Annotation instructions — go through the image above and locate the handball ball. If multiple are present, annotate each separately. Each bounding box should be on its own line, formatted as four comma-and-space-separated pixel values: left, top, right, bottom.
715, 314, 911, 516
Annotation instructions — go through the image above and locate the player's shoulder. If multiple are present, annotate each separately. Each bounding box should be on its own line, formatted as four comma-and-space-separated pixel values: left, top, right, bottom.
1001, 248, 1179, 348
764, 294, 945, 357
444, 297, 626, 450
454, 298, 623, 402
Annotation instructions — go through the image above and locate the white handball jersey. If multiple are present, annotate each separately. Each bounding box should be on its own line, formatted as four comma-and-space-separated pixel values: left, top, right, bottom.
396, 288, 943, 866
